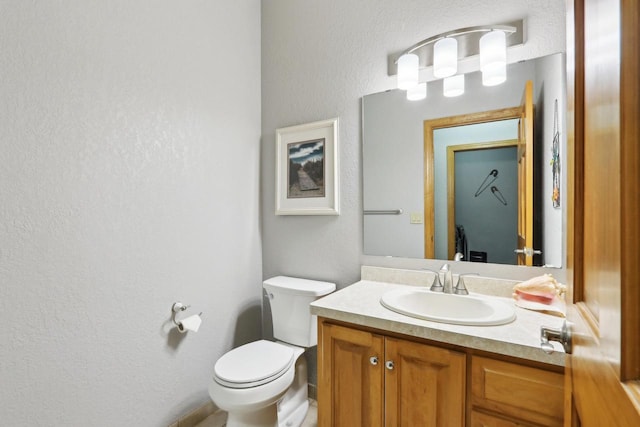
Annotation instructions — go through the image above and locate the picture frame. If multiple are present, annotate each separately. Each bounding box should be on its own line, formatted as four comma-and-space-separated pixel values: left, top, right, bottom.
275, 118, 339, 215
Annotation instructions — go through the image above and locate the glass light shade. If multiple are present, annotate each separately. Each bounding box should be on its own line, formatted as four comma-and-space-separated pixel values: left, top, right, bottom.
406, 82, 427, 101
443, 74, 465, 97
482, 62, 507, 86
433, 37, 458, 78
480, 30, 506, 67
397, 53, 419, 90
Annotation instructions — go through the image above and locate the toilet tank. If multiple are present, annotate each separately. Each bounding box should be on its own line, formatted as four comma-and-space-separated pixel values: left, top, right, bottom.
263, 276, 335, 347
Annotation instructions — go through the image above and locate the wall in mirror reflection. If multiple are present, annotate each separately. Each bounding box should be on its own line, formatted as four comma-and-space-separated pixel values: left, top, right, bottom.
362, 53, 566, 267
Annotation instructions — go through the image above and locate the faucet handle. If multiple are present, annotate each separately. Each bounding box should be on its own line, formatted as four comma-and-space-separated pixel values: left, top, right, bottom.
453, 273, 478, 295
429, 273, 444, 292
421, 268, 444, 292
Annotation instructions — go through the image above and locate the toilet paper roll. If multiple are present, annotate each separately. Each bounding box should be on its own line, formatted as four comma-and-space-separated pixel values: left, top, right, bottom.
177, 313, 202, 333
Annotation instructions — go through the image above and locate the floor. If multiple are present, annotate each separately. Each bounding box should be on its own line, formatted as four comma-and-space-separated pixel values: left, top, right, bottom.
195, 400, 318, 427
301, 400, 318, 427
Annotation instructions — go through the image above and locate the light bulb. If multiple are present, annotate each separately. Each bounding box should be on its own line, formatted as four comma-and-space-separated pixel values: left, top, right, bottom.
397, 53, 419, 90
480, 30, 507, 86
482, 63, 507, 86
433, 37, 457, 78
443, 74, 465, 97
407, 82, 427, 101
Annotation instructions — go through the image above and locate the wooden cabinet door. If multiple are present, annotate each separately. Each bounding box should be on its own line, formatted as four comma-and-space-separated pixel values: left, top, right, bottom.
384, 337, 466, 427
471, 356, 563, 427
317, 322, 384, 427
470, 410, 538, 427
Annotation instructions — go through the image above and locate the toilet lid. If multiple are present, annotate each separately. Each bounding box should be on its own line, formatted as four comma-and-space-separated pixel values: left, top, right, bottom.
214, 340, 295, 389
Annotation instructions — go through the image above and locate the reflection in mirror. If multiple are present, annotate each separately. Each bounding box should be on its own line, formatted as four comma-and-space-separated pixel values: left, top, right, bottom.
363, 53, 566, 267
439, 120, 519, 264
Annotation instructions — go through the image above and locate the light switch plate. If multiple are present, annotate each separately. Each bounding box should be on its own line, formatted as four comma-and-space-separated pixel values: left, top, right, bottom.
410, 212, 423, 224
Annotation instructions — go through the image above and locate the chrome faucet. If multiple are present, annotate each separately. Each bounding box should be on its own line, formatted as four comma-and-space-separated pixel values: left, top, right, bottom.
442, 264, 453, 293
425, 268, 443, 292
429, 264, 477, 295
453, 273, 479, 295
430, 263, 453, 293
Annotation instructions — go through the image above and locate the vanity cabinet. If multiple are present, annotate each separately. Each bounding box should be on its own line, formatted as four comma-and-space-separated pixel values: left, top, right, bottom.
317, 320, 466, 426
471, 356, 564, 426
317, 319, 564, 427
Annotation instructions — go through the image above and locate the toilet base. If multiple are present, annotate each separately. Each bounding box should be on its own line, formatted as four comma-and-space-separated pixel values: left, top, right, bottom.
226, 405, 278, 427
210, 343, 310, 427
224, 398, 309, 427
278, 399, 308, 427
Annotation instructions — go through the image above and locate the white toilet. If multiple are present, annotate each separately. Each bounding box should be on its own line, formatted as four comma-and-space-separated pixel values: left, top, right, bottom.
208, 276, 335, 427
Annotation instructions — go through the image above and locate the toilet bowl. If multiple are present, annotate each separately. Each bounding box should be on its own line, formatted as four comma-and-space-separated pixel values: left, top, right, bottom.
208, 340, 302, 426
208, 276, 335, 427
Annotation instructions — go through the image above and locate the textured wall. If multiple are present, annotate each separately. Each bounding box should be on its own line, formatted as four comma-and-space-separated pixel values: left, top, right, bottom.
0, 1, 261, 425
261, 0, 567, 286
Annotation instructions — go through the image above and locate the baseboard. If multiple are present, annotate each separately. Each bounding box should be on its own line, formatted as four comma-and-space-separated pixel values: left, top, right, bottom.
171, 386, 317, 427
308, 383, 317, 401
169, 401, 218, 427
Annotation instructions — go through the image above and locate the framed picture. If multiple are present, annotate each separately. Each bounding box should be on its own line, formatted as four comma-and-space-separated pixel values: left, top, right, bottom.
275, 118, 339, 215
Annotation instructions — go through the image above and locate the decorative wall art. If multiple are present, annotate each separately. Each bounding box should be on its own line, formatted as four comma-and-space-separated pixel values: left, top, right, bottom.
275, 118, 339, 215
551, 99, 561, 208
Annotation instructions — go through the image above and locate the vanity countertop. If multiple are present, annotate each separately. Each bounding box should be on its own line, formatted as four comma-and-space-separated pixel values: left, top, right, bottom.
310, 279, 566, 366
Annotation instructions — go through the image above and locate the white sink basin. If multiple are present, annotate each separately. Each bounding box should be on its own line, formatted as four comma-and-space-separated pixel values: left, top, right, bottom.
380, 288, 516, 326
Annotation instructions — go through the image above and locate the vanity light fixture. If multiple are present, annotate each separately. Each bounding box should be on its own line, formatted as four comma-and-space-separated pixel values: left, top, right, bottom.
389, 20, 523, 100
443, 74, 465, 97
479, 30, 507, 86
397, 53, 420, 90
433, 37, 458, 78
407, 82, 427, 101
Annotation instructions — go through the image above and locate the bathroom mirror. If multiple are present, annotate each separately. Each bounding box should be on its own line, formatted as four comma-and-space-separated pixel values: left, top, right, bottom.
363, 53, 566, 267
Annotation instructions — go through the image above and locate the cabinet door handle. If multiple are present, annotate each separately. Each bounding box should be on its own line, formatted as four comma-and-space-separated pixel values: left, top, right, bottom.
385, 360, 394, 370
369, 356, 378, 366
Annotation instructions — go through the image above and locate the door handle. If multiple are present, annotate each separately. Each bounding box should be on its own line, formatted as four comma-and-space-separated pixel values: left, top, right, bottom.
514, 247, 542, 257
385, 360, 395, 370
540, 321, 572, 354
369, 356, 378, 366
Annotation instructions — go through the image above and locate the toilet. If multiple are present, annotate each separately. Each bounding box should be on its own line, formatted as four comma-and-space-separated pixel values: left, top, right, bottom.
208, 276, 335, 427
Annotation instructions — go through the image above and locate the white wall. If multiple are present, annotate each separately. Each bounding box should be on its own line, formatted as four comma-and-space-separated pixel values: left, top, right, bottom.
262, 0, 566, 286
0, 1, 261, 425
534, 53, 567, 267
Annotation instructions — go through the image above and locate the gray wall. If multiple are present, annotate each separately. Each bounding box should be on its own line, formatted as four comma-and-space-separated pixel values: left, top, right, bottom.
261, 0, 567, 287
0, 1, 262, 425
454, 147, 518, 265
434, 122, 519, 262
534, 53, 567, 267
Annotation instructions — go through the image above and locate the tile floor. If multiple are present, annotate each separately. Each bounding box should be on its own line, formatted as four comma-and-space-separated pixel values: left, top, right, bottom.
195, 400, 317, 427
301, 400, 318, 427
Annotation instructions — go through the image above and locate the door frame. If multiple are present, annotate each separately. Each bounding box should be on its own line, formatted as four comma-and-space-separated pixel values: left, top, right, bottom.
423, 107, 522, 259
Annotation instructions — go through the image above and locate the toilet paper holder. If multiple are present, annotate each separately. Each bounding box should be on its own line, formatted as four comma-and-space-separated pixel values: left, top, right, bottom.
171, 302, 202, 330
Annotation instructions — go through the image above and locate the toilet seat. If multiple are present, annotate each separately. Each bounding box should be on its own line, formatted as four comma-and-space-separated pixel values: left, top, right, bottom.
214, 340, 295, 389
